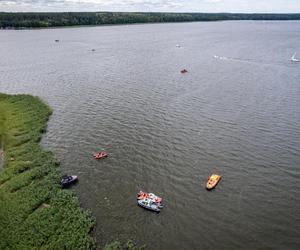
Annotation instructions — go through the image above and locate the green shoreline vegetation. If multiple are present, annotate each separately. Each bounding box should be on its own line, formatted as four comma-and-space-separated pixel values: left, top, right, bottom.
1, 12, 300, 29
0, 93, 95, 249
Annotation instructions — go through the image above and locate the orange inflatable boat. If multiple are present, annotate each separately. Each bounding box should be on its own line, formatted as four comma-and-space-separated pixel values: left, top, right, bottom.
206, 174, 221, 190
137, 191, 162, 203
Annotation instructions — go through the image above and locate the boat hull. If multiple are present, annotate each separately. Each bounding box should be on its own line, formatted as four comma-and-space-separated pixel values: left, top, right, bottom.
137, 200, 161, 213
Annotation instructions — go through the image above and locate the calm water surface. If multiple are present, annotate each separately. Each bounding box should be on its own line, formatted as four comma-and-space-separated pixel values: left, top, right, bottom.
0, 21, 300, 249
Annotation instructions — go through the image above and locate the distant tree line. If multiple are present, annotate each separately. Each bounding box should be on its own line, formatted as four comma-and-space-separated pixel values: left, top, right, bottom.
0, 12, 300, 28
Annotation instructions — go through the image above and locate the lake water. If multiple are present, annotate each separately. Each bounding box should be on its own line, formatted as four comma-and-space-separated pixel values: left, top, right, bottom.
0, 21, 299, 249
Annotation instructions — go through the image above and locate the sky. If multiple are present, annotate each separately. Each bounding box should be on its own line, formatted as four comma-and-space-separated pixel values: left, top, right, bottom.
0, 0, 300, 13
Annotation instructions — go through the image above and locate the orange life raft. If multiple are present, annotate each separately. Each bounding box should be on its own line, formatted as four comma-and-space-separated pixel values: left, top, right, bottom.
206, 174, 221, 190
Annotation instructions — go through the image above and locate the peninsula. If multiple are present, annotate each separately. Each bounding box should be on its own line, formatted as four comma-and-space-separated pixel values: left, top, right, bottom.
0, 93, 94, 249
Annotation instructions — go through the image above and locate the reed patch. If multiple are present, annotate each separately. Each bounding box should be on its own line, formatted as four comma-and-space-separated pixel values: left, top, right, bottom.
0, 93, 95, 249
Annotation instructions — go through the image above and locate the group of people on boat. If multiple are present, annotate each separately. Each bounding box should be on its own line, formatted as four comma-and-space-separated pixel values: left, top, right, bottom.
137, 191, 163, 213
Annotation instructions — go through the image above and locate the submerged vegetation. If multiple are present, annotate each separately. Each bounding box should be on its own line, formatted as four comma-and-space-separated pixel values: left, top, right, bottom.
0, 12, 300, 28
104, 240, 142, 250
0, 93, 94, 249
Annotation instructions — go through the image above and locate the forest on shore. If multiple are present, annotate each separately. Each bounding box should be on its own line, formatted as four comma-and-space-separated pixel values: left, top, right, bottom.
1, 12, 300, 28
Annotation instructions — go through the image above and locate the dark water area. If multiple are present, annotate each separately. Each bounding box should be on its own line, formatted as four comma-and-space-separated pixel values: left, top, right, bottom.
0, 21, 299, 249
0, 149, 3, 170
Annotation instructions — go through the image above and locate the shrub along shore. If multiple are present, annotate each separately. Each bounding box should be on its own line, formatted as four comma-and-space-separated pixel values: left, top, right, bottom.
1, 12, 300, 29
0, 93, 95, 249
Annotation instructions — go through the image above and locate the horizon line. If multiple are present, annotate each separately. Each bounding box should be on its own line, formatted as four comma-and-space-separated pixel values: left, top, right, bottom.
1, 11, 300, 14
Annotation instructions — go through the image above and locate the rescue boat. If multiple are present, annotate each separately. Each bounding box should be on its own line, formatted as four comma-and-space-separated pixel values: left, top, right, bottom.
61, 175, 78, 188
137, 198, 163, 213
93, 151, 108, 159
206, 174, 221, 190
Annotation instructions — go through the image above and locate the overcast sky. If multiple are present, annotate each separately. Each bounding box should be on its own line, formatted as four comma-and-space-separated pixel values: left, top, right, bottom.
0, 0, 300, 13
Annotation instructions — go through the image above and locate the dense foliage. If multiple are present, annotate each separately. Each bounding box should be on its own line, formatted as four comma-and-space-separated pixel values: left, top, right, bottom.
0, 93, 95, 249
0, 12, 300, 28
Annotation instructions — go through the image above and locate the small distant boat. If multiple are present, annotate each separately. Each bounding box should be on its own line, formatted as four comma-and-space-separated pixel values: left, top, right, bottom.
91, 49, 95, 52
176, 44, 181, 48
291, 53, 300, 62
137, 191, 162, 203
137, 198, 163, 213
93, 151, 108, 159
181, 69, 188, 73
206, 174, 221, 190
55, 39, 60, 42
213, 55, 227, 60
61, 175, 78, 188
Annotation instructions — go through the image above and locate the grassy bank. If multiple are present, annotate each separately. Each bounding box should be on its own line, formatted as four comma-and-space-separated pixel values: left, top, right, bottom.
0, 93, 95, 249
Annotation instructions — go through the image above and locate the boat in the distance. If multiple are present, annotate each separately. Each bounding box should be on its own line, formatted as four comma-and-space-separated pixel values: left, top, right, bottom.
137, 191, 162, 203
206, 174, 221, 190
93, 151, 108, 159
137, 198, 163, 213
61, 175, 78, 188
181, 69, 188, 73
291, 53, 300, 62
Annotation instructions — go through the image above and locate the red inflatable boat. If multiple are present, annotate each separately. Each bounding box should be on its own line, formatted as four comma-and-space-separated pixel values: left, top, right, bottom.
93, 151, 108, 159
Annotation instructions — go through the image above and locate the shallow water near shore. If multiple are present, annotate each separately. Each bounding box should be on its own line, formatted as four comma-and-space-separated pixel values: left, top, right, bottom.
1, 21, 300, 249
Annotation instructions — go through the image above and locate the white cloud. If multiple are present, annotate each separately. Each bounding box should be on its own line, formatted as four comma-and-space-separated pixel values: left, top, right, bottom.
203, 0, 222, 3
0, 0, 299, 12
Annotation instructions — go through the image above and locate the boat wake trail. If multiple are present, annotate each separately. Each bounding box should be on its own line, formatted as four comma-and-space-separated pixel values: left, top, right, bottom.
213, 55, 229, 60
213, 54, 294, 67
213, 54, 258, 63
